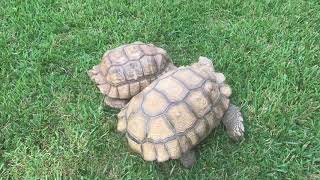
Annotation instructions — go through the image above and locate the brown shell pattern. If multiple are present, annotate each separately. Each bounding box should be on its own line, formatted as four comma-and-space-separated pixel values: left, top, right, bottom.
121, 67, 231, 162
93, 42, 171, 99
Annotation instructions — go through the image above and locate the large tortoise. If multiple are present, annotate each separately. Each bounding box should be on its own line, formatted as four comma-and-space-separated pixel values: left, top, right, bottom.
88, 42, 176, 108
117, 57, 244, 167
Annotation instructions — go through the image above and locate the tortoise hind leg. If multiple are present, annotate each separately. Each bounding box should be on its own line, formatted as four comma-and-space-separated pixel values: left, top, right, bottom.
222, 104, 245, 141
104, 96, 129, 109
180, 149, 197, 168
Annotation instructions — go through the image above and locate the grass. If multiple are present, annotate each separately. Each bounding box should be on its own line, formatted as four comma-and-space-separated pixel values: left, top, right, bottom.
0, 0, 319, 179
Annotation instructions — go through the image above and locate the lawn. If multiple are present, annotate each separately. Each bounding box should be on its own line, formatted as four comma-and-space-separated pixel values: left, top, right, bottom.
1, 0, 319, 179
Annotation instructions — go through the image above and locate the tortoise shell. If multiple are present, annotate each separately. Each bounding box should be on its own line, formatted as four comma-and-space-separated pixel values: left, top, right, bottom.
117, 58, 232, 162
88, 42, 173, 100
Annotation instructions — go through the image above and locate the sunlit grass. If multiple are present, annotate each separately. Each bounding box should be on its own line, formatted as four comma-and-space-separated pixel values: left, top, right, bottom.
0, 0, 319, 178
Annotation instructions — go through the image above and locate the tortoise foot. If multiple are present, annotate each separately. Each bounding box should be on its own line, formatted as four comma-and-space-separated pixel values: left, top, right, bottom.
180, 149, 197, 168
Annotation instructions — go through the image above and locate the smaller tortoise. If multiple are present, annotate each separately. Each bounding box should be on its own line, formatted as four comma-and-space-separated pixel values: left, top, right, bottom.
88, 42, 176, 108
117, 57, 244, 168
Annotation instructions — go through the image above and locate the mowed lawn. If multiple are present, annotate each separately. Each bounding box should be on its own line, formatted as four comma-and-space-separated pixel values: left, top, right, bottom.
1, 0, 319, 179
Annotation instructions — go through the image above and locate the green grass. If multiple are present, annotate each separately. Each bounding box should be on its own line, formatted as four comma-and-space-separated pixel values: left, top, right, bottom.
1, 0, 319, 179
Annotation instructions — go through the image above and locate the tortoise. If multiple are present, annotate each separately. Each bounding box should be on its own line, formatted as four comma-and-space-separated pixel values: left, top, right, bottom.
88, 42, 176, 108
117, 57, 245, 168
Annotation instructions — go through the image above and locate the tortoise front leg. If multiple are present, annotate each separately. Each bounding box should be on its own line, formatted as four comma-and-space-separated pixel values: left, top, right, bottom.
180, 149, 197, 168
222, 104, 245, 141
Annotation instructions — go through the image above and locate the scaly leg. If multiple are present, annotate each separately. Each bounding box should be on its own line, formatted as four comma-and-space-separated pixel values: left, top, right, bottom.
222, 104, 245, 141
180, 149, 197, 168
